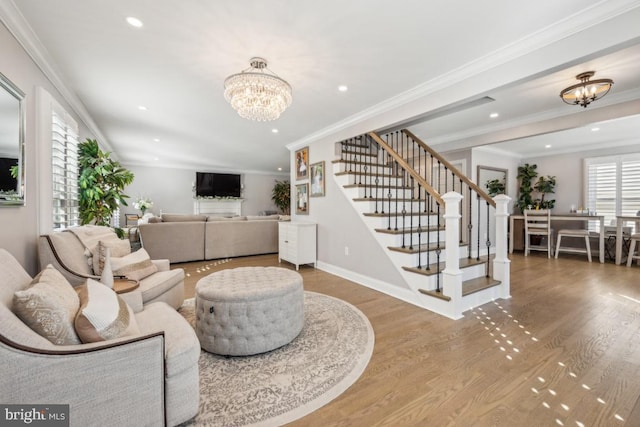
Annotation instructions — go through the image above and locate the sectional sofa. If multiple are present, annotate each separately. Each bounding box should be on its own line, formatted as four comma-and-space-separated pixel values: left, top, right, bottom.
138, 214, 282, 263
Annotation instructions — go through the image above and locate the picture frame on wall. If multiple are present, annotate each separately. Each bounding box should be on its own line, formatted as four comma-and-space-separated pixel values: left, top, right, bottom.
310, 161, 325, 197
295, 183, 309, 215
295, 147, 309, 180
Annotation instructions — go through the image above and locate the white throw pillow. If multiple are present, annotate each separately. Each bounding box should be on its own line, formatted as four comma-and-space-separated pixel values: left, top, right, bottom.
75, 278, 139, 343
111, 248, 158, 281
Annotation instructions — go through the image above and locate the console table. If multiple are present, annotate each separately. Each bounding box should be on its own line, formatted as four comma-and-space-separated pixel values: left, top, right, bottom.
509, 213, 605, 263
193, 199, 243, 217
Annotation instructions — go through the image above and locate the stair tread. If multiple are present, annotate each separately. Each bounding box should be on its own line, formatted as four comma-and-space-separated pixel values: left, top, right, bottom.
364, 212, 436, 218
332, 159, 390, 167
345, 183, 412, 190
462, 276, 501, 296
375, 225, 443, 234
340, 150, 377, 158
418, 289, 451, 301
388, 241, 470, 254
335, 171, 402, 177
403, 256, 492, 276
354, 197, 427, 203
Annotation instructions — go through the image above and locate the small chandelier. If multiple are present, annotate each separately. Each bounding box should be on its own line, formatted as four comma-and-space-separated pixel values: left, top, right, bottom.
559, 71, 613, 108
223, 57, 292, 121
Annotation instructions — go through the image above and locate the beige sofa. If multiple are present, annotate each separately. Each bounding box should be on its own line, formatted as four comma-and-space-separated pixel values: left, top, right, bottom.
38, 227, 185, 310
138, 214, 280, 263
0, 248, 200, 426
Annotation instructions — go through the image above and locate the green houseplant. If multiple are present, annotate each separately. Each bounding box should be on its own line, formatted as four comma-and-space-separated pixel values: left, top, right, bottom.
534, 175, 556, 209
271, 180, 291, 215
78, 138, 134, 229
516, 163, 538, 213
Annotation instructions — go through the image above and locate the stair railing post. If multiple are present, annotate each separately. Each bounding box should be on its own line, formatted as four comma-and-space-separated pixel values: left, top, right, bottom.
492, 194, 511, 300
442, 191, 464, 319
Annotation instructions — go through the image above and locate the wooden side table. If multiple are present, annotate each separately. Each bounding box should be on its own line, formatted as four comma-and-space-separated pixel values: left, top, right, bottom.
113, 278, 139, 294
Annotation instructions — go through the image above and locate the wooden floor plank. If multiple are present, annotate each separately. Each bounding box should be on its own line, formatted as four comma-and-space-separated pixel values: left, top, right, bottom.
174, 252, 640, 426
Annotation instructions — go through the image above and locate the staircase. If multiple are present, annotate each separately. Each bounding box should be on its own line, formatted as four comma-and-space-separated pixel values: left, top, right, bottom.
332, 130, 511, 319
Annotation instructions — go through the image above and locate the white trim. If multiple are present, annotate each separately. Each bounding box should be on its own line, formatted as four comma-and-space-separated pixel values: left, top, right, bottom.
316, 261, 422, 309
286, 0, 640, 151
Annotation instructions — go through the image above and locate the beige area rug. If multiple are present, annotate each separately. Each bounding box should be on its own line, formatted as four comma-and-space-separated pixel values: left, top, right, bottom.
178, 291, 375, 427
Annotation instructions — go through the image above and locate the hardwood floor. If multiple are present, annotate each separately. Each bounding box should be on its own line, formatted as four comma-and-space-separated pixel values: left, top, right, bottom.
175, 253, 640, 426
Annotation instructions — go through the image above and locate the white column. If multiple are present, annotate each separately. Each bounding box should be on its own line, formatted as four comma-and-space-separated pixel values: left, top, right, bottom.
492, 194, 511, 299
442, 191, 464, 319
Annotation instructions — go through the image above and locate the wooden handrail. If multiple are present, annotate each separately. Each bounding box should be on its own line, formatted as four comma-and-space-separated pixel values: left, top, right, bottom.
401, 129, 496, 208
367, 131, 445, 206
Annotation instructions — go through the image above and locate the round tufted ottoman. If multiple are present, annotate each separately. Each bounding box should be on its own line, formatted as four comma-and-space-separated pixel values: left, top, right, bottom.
194, 266, 305, 356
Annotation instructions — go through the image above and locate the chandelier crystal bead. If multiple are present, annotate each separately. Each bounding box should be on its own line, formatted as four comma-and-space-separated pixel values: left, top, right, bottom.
224, 57, 292, 121
559, 71, 613, 108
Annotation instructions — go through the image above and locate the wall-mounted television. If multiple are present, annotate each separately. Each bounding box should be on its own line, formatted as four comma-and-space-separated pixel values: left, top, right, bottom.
195, 172, 241, 198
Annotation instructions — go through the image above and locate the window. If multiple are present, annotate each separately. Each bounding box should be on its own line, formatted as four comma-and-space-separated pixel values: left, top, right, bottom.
51, 107, 80, 230
585, 154, 640, 232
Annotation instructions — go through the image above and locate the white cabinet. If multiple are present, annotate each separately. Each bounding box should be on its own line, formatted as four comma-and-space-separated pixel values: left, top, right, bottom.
279, 222, 317, 270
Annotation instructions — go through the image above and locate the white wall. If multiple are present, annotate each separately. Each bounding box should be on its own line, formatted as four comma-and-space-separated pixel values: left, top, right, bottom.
0, 22, 94, 274
122, 164, 287, 218
290, 138, 410, 291
523, 144, 640, 214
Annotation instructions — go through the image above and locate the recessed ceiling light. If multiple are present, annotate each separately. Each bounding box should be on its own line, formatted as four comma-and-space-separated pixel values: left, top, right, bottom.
545, 144, 552, 148
591, 127, 600, 132
272, 129, 279, 133
277, 167, 282, 171
138, 105, 148, 111
153, 138, 160, 142
490, 112, 499, 118
126, 17, 144, 28
153, 157, 159, 161
338, 85, 348, 92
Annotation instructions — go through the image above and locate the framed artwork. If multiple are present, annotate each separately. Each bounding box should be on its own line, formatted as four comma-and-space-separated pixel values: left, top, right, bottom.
295, 147, 309, 180
310, 161, 325, 197
295, 183, 309, 215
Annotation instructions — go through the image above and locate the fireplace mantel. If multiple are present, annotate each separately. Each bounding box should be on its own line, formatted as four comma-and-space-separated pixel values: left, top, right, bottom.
193, 198, 244, 217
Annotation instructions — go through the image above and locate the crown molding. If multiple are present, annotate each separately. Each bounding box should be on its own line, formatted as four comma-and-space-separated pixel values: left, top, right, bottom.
287, 0, 640, 151
0, 1, 112, 153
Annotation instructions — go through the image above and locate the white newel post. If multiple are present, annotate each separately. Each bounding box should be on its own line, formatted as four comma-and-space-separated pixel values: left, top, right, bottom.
492, 194, 511, 299
442, 191, 464, 319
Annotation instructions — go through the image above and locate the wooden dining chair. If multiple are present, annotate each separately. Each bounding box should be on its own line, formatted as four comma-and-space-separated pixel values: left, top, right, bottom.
524, 209, 553, 258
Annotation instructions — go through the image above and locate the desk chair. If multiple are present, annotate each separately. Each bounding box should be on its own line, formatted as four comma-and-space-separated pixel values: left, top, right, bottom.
555, 229, 592, 262
524, 209, 552, 258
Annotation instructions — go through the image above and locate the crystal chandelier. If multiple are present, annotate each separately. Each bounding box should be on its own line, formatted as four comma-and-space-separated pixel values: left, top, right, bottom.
223, 57, 292, 121
559, 71, 613, 108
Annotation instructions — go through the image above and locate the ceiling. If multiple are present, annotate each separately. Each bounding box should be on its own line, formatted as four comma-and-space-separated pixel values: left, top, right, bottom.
3, 0, 640, 173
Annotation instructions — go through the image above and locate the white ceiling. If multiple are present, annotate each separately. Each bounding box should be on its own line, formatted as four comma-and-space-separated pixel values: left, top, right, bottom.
3, 0, 640, 173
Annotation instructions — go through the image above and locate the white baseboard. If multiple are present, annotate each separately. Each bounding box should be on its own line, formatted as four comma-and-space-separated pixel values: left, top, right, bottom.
316, 261, 425, 309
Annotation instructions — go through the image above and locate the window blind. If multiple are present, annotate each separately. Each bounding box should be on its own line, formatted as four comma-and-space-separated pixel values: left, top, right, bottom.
585, 153, 640, 233
51, 109, 79, 230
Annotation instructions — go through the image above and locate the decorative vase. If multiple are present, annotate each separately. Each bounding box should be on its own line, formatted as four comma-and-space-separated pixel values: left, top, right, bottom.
140, 207, 146, 216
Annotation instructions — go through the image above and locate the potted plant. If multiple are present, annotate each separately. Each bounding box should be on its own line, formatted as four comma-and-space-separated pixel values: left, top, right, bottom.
271, 180, 291, 215
534, 175, 556, 209
78, 138, 134, 233
516, 163, 538, 213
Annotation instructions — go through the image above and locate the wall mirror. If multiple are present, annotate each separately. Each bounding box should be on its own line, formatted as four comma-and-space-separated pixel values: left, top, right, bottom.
477, 165, 507, 197
0, 72, 25, 206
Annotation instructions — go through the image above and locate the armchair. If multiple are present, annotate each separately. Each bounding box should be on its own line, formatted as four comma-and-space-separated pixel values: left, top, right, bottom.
0, 248, 200, 426
38, 228, 185, 310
